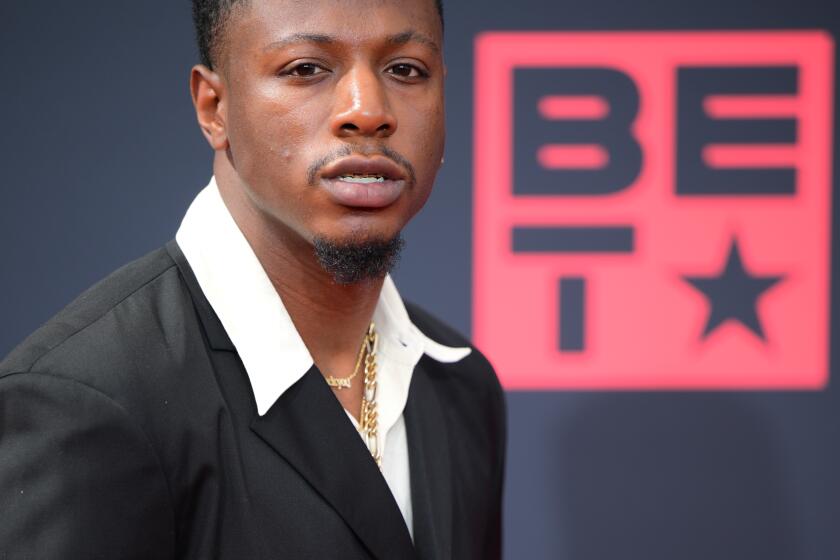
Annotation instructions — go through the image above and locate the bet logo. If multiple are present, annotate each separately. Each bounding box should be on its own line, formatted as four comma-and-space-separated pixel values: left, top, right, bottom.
473, 31, 833, 389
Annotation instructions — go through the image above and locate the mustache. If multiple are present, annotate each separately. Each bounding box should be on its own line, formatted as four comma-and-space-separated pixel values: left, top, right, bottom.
306, 145, 417, 186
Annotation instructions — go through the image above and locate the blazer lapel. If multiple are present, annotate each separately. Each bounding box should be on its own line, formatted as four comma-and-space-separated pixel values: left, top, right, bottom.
169, 239, 419, 559
250, 367, 418, 560
404, 357, 453, 560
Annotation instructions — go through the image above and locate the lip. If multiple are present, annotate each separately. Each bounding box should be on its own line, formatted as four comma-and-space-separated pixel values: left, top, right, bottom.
318, 156, 408, 209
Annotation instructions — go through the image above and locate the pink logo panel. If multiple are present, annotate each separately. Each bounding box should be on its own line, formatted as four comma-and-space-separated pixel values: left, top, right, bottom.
473, 32, 834, 389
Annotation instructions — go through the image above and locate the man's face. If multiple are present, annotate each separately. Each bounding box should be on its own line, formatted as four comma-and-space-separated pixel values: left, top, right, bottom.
217, 0, 444, 249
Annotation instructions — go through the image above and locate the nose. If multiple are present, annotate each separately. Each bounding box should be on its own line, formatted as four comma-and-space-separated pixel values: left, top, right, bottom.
330, 66, 397, 139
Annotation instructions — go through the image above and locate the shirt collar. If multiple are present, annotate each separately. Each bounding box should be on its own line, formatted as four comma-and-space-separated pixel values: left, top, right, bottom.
176, 178, 470, 416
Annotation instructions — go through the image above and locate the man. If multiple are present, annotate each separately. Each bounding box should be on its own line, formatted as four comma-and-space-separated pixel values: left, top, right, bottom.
0, 0, 505, 558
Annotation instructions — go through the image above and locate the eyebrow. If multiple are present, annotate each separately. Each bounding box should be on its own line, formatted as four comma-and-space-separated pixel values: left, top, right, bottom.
263, 33, 333, 51
386, 30, 440, 53
262, 30, 440, 54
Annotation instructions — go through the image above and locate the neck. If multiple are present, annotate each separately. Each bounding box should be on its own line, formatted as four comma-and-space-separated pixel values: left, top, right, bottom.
215, 168, 383, 383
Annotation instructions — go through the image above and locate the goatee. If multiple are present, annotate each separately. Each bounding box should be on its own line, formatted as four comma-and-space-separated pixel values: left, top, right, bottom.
312, 234, 405, 285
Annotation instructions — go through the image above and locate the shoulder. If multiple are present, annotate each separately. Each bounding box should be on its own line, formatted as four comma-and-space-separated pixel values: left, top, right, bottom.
0, 245, 188, 391
405, 301, 493, 369
405, 301, 507, 512
404, 301, 505, 412
404, 301, 472, 348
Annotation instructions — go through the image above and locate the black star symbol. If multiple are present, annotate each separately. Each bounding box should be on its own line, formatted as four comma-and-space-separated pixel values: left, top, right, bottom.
683, 239, 783, 341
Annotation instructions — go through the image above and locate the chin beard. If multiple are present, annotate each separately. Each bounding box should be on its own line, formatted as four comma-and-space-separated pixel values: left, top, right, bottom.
312, 234, 405, 285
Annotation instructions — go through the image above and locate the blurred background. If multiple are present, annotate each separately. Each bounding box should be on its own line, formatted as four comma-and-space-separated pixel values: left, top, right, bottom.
1, 1, 838, 558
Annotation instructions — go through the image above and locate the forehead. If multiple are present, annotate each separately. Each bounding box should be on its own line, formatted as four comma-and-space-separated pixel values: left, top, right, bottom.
226, 0, 442, 52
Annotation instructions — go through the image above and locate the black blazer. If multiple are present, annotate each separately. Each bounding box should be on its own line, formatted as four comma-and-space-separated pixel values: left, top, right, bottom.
0, 242, 505, 560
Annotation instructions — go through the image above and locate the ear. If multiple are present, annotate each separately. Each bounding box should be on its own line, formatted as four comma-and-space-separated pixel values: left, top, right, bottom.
190, 64, 229, 151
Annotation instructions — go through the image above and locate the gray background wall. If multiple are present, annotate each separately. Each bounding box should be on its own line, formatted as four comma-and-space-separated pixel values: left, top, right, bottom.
1, 1, 838, 558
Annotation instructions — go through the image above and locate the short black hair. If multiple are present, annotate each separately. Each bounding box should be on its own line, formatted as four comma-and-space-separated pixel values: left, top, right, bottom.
192, 0, 444, 69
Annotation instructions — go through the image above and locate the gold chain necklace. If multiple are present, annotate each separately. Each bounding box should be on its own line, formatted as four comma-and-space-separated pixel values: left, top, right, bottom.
323, 323, 382, 468
358, 323, 381, 468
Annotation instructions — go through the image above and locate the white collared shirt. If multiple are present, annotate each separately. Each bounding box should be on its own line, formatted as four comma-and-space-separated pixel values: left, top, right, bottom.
175, 178, 471, 537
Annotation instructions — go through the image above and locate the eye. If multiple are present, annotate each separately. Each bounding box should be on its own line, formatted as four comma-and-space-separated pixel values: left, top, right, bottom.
387, 63, 428, 80
282, 62, 328, 78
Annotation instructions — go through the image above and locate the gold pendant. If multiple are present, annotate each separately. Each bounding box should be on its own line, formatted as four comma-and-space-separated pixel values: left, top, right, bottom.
326, 376, 352, 389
